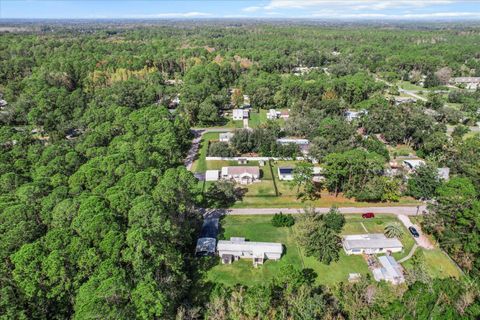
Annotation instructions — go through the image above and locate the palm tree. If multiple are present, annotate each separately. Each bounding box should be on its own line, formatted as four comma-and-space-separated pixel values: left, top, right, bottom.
384, 222, 403, 238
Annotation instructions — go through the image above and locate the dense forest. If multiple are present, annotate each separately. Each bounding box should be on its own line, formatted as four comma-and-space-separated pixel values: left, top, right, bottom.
0, 22, 479, 319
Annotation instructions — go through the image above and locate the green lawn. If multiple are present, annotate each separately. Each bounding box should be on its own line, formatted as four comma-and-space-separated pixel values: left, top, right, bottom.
192, 132, 219, 172
402, 248, 461, 279
248, 109, 267, 128
207, 215, 303, 286
206, 214, 460, 287
396, 80, 424, 91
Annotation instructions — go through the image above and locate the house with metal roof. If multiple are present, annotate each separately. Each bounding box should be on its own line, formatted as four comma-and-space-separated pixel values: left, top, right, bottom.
372, 256, 405, 285
221, 166, 260, 184
343, 234, 403, 255
217, 237, 283, 267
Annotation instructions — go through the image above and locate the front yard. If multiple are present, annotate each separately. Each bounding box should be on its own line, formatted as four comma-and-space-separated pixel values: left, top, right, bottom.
205, 214, 460, 287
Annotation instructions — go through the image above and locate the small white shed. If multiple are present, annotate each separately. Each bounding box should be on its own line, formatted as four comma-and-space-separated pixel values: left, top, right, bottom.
205, 170, 220, 181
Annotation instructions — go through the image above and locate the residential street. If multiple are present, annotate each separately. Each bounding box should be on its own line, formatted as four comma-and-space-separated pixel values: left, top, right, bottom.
204, 205, 426, 217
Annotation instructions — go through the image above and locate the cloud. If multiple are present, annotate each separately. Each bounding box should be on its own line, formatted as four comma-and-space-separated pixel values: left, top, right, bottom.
265, 0, 454, 10
127, 11, 212, 18
310, 10, 480, 19
242, 6, 262, 12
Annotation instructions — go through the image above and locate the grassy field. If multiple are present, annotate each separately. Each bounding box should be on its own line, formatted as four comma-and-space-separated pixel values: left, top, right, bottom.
206, 214, 461, 287
192, 132, 219, 172
248, 109, 267, 128
396, 80, 425, 91
232, 190, 419, 208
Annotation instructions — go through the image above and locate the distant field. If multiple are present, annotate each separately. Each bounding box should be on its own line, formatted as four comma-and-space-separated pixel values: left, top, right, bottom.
205, 214, 460, 287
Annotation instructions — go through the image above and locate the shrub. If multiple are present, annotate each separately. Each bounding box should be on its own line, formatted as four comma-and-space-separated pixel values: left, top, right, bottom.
271, 212, 295, 227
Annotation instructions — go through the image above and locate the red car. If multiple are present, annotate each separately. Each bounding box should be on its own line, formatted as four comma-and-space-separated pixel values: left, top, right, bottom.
362, 212, 375, 219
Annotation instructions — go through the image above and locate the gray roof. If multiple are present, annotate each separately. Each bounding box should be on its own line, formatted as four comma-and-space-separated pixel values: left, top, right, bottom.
195, 237, 216, 255
217, 238, 283, 255
343, 234, 403, 250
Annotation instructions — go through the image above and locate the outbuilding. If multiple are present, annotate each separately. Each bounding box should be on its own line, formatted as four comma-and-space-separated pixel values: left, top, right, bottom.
205, 170, 220, 181
278, 167, 294, 181
372, 256, 405, 285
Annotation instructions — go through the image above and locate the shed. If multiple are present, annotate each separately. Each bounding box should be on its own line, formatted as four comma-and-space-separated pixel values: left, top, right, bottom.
372, 256, 405, 285
205, 170, 220, 181
278, 167, 294, 181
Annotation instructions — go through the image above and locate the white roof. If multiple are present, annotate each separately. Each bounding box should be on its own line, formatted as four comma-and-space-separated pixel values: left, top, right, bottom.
403, 159, 425, 170
219, 132, 234, 139
205, 170, 220, 181
375, 256, 405, 283
343, 234, 403, 250
277, 138, 309, 145
217, 238, 283, 254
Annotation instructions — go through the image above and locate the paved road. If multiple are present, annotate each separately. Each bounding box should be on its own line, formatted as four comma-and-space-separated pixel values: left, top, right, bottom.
397, 214, 434, 249
204, 205, 426, 217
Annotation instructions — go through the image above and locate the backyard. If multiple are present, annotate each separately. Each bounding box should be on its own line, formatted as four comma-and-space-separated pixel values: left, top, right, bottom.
206, 214, 461, 287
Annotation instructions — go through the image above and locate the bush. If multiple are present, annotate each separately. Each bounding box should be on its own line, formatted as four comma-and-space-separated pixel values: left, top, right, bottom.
271, 212, 295, 227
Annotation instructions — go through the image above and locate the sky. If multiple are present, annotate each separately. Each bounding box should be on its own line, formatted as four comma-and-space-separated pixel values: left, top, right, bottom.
1, 0, 480, 20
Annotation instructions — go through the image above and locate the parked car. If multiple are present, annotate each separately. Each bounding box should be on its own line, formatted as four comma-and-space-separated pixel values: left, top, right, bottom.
362, 212, 375, 219
408, 226, 420, 238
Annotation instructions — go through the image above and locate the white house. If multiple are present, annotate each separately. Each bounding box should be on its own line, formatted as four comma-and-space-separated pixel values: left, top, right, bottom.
232, 109, 249, 120
219, 132, 234, 143
278, 167, 294, 181
345, 109, 367, 122
205, 170, 220, 181
343, 234, 403, 255
403, 159, 425, 172
277, 138, 309, 146
451, 77, 480, 90
217, 237, 283, 266
372, 256, 405, 285
221, 166, 260, 184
